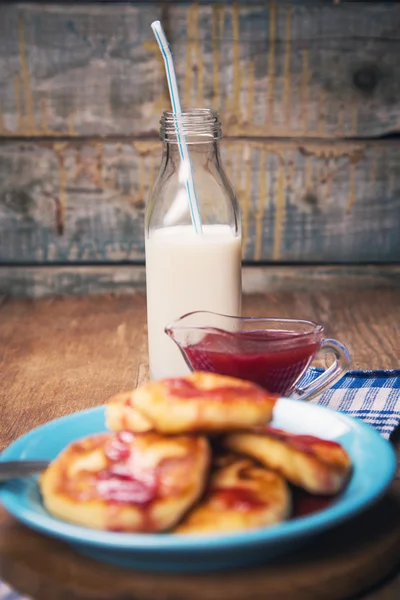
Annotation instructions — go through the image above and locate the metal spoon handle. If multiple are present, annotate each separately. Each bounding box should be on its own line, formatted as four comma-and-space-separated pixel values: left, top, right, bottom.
0, 460, 49, 482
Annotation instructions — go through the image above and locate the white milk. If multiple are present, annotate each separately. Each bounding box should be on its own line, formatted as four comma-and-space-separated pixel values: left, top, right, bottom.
145, 225, 242, 380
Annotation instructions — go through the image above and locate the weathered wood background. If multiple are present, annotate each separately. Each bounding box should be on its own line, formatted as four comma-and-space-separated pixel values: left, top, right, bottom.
0, 1, 399, 296
2, 2, 400, 139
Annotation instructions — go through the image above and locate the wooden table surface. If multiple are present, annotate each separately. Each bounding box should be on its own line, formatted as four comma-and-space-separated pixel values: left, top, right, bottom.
0, 290, 399, 599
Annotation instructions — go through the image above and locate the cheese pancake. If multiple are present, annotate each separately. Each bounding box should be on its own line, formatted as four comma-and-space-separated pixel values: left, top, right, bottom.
40, 431, 210, 532
176, 457, 290, 534
106, 372, 277, 435
225, 427, 351, 495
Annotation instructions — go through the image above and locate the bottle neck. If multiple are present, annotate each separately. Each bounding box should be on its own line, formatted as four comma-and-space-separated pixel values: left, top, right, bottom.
163, 139, 220, 158
147, 109, 240, 237
160, 109, 222, 145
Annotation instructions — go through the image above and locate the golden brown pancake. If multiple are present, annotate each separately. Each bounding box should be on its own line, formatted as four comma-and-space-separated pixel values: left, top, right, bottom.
40, 431, 210, 532
176, 456, 290, 534
106, 391, 153, 433
224, 427, 351, 495
106, 372, 277, 435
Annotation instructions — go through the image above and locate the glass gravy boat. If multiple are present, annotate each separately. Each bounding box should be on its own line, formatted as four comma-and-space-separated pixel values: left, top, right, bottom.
165, 311, 351, 401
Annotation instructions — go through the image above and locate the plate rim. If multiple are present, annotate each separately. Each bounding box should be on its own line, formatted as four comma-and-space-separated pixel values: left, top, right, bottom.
0, 401, 396, 552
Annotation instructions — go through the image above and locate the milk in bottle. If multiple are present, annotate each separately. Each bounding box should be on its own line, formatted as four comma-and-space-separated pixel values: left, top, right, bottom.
145, 109, 242, 379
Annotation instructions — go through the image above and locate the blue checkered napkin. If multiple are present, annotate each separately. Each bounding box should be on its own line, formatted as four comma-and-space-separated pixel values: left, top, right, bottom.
300, 368, 400, 438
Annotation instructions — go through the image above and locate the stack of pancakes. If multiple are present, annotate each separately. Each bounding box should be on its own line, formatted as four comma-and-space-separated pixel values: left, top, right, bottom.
40, 372, 351, 534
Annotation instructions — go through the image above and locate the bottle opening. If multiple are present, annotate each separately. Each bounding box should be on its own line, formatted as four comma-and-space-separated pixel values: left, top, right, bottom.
160, 108, 222, 143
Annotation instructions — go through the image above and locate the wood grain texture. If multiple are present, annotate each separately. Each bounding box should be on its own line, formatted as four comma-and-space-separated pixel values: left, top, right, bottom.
0, 2, 400, 139
243, 265, 400, 294
0, 265, 147, 297
1, 138, 399, 264
1, 264, 400, 298
0, 291, 399, 599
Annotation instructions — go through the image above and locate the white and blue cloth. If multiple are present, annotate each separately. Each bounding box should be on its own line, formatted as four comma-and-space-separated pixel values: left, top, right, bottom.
1, 368, 399, 600
302, 368, 400, 439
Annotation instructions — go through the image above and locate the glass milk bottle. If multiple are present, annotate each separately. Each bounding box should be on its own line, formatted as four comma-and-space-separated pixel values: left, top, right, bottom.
145, 109, 242, 380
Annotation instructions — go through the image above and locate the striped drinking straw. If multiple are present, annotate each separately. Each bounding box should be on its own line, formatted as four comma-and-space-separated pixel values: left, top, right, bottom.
151, 20, 203, 235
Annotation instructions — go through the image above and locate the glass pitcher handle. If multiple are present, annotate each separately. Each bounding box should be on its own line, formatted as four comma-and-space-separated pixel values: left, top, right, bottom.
294, 339, 351, 402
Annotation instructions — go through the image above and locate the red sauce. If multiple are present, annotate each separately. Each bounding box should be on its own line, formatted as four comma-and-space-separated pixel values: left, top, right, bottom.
96, 470, 157, 506
95, 432, 158, 506
104, 432, 134, 462
183, 330, 320, 395
292, 488, 337, 517
212, 486, 266, 511
265, 427, 342, 454
164, 377, 269, 402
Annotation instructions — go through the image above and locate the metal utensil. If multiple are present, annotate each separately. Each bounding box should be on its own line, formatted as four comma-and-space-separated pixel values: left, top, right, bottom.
0, 460, 49, 482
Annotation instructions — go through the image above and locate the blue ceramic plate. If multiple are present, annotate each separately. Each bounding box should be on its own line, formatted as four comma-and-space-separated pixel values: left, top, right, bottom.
0, 401, 396, 572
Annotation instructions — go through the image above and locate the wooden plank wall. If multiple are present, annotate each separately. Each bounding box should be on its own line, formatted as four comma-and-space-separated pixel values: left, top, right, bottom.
0, 1, 399, 296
